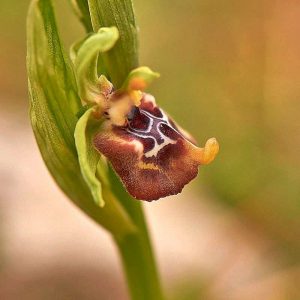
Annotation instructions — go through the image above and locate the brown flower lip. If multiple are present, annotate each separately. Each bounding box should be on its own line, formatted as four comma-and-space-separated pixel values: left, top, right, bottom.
94, 93, 219, 201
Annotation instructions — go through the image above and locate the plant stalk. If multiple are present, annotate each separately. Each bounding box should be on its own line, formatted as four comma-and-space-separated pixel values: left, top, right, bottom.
108, 168, 164, 300
114, 202, 164, 300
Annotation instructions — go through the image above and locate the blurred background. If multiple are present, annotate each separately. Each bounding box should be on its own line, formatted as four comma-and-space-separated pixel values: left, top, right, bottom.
0, 0, 299, 299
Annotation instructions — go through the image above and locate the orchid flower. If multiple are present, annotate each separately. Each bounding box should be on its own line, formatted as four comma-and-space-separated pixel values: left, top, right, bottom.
73, 27, 219, 202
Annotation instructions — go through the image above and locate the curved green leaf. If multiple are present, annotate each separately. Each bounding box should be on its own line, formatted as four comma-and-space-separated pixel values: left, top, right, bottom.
27, 0, 82, 192
27, 0, 136, 237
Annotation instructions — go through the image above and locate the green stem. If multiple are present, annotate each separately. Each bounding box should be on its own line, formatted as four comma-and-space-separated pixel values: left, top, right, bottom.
108, 168, 164, 300
115, 200, 164, 299
115, 229, 164, 300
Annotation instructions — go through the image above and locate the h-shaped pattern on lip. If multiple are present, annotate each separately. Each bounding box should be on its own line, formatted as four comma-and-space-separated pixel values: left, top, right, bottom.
126, 104, 180, 159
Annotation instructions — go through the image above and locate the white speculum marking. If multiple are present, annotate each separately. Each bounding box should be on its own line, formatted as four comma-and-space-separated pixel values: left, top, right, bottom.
126, 109, 178, 158
144, 133, 176, 158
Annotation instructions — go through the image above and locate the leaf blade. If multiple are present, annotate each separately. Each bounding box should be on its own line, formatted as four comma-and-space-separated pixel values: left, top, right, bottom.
27, 0, 86, 202
27, 0, 137, 237
69, 0, 93, 32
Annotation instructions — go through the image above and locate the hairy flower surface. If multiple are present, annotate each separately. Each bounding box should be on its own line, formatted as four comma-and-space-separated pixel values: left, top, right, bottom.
94, 90, 219, 201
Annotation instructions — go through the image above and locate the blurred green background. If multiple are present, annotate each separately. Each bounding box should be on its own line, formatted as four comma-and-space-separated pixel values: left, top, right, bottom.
0, 0, 299, 299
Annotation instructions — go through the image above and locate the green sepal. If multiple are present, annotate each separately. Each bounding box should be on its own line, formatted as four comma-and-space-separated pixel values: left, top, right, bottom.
96, 157, 110, 188
74, 27, 119, 104
75, 107, 105, 207
122, 66, 160, 91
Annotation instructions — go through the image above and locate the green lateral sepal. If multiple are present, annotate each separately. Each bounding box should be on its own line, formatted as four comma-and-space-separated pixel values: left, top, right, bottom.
75, 106, 106, 207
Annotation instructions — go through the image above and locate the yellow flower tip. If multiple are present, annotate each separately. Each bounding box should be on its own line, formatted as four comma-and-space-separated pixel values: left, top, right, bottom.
129, 77, 147, 91
202, 137, 219, 164
193, 137, 219, 165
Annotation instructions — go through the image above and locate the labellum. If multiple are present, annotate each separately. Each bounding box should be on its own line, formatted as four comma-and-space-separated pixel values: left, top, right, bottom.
93, 86, 219, 201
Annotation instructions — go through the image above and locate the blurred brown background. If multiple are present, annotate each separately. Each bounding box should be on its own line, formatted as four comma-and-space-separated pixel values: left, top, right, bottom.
0, 0, 299, 299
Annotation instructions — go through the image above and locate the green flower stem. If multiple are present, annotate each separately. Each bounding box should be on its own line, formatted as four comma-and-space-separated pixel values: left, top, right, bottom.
115, 208, 164, 300
108, 169, 164, 300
